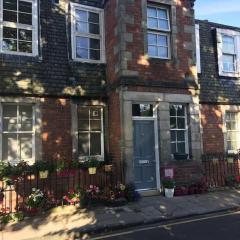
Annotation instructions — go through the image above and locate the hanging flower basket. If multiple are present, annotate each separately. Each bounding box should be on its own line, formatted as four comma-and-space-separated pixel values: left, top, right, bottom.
88, 167, 97, 175
39, 170, 49, 179
104, 164, 113, 172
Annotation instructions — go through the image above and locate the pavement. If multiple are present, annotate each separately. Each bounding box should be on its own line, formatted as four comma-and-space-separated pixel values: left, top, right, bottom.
2, 188, 240, 240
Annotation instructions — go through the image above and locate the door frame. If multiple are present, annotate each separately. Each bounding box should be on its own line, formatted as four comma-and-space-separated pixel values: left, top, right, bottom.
132, 106, 161, 191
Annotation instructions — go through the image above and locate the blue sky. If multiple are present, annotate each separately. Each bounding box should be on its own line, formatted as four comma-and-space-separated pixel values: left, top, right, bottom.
195, 0, 240, 27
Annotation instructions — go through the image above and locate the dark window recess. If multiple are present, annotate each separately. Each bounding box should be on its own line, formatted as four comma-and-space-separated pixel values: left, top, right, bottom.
51, 0, 59, 4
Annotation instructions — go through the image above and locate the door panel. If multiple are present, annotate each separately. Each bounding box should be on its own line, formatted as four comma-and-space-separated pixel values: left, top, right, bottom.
133, 120, 157, 190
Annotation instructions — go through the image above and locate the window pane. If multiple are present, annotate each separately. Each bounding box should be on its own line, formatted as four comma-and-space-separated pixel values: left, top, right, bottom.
89, 12, 99, 24
177, 131, 185, 141
177, 142, 186, 153
76, 48, 88, 59
158, 19, 169, 30
148, 46, 157, 56
3, 133, 18, 163
19, 29, 32, 41
90, 49, 100, 60
171, 142, 177, 154
223, 35, 235, 54
170, 117, 176, 129
19, 41, 32, 53
3, 39, 17, 51
90, 108, 101, 119
89, 23, 99, 34
147, 7, 157, 17
90, 120, 101, 131
170, 131, 176, 142
3, 105, 17, 132
177, 118, 185, 129
158, 47, 168, 58
78, 133, 89, 156
90, 38, 100, 49
3, 10, 17, 22
148, 33, 157, 45
158, 35, 167, 46
227, 132, 237, 141
19, 105, 33, 131
76, 10, 87, 22
148, 17, 158, 28
76, 22, 88, 33
78, 120, 89, 131
3, 0, 17, 10
228, 141, 238, 151
226, 122, 236, 130
90, 133, 101, 155
19, 1, 32, 13
158, 9, 167, 19
223, 54, 235, 72
76, 37, 89, 48
19, 133, 32, 160
170, 105, 176, 116
19, 13, 32, 25
78, 107, 89, 119
3, 27, 17, 39
177, 105, 185, 116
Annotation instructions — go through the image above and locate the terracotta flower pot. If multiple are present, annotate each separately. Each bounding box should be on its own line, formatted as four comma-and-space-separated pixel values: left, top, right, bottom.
104, 164, 113, 172
39, 170, 49, 179
88, 167, 97, 175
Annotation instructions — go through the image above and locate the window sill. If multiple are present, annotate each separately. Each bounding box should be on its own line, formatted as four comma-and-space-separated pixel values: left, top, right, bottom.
71, 58, 106, 65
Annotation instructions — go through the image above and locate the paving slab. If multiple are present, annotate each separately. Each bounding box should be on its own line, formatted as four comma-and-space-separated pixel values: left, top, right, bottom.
2, 189, 240, 240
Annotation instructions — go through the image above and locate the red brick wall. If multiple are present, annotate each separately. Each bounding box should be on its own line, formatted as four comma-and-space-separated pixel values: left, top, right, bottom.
108, 92, 123, 182
41, 98, 72, 161
201, 104, 225, 153
105, 0, 119, 84
123, 0, 196, 83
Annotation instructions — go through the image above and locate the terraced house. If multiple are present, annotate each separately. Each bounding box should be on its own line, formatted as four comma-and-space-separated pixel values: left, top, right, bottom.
196, 20, 240, 155
0, 0, 203, 193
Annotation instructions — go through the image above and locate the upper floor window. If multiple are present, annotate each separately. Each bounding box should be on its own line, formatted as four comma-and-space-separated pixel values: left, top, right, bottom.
147, 5, 171, 59
0, 0, 38, 56
222, 35, 236, 72
217, 28, 240, 77
71, 3, 105, 63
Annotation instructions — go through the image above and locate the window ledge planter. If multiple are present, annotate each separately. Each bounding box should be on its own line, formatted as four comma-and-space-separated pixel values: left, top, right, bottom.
104, 164, 113, 172
88, 167, 97, 175
39, 170, 49, 179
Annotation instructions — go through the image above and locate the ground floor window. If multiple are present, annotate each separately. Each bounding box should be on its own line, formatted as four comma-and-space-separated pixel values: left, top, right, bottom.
170, 104, 189, 155
2, 104, 34, 165
77, 106, 104, 160
225, 112, 240, 152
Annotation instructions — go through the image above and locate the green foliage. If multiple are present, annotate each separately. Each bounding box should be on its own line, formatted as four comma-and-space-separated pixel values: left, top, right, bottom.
162, 178, 175, 189
26, 189, 45, 208
86, 157, 100, 168
1, 212, 24, 224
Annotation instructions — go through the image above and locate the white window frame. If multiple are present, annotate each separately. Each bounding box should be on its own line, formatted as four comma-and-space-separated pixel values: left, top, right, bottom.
70, 3, 105, 63
195, 24, 201, 73
147, 4, 171, 60
217, 28, 240, 77
0, 0, 38, 57
225, 111, 240, 154
170, 104, 189, 156
77, 106, 104, 161
0, 103, 36, 165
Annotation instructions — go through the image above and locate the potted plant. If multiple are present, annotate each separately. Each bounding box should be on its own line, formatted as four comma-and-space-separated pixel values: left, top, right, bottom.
35, 161, 50, 179
25, 188, 45, 216
87, 157, 99, 175
162, 177, 175, 198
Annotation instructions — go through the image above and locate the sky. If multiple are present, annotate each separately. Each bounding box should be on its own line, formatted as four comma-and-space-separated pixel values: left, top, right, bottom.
195, 0, 240, 27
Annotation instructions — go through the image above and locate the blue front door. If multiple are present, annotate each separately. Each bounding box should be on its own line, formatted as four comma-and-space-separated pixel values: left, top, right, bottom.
133, 120, 157, 190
